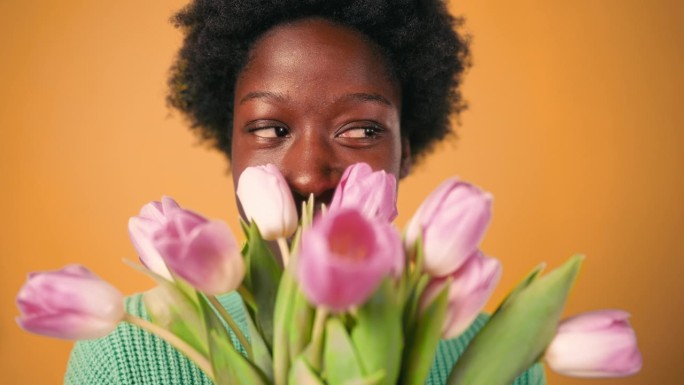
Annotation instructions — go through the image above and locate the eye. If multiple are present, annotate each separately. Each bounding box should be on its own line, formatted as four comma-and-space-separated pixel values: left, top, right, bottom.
249, 125, 290, 138
336, 124, 383, 139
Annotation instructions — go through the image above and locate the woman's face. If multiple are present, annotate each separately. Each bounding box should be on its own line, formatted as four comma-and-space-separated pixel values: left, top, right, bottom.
231, 18, 409, 209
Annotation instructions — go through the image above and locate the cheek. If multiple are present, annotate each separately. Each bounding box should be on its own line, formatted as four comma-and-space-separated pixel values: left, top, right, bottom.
230, 136, 255, 187
337, 139, 403, 179
230, 135, 288, 186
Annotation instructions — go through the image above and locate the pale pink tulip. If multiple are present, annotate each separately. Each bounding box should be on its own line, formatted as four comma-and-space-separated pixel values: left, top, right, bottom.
545, 310, 643, 378
405, 178, 492, 276
329, 162, 398, 222
152, 208, 244, 295
297, 208, 403, 311
421, 251, 501, 339
16, 264, 124, 340
128, 196, 181, 280
237, 164, 298, 240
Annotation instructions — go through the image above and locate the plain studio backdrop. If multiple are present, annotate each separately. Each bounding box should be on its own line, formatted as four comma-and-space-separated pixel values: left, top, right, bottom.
1, 1, 682, 383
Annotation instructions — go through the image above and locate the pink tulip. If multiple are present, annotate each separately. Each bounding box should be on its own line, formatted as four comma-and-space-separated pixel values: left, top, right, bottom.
152, 208, 244, 295
237, 164, 298, 240
421, 251, 501, 339
405, 178, 492, 277
16, 264, 124, 340
297, 208, 403, 311
128, 196, 181, 280
329, 162, 398, 222
545, 310, 643, 378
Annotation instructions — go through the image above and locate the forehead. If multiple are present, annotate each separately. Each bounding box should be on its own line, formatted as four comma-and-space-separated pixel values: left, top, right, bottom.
236, 18, 400, 105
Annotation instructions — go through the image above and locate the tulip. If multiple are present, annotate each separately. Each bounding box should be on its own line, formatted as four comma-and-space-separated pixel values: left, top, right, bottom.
329, 162, 398, 222
421, 251, 501, 339
236, 164, 298, 240
128, 196, 180, 280
16, 264, 124, 340
297, 208, 403, 311
152, 208, 245, 295
405, 178, 492, 277
545, 310, 643, 378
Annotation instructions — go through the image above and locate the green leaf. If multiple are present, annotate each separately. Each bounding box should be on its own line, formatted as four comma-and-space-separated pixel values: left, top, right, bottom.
272, 225, 306, 385
286, 224, 303, 269
399, 280, 449, 385
351, 279, 404, 385
126, 260, 209, 358
288, 286, 314, 359
243, 304, 275, 382
325, 317, 365, 385
447, 255, 584, 385
273, 269, 297, 385
240, 217, 250, 238
342, 370, 386, 385
300, 193, 315, 230
407, 234, 425, 287
199, 295, 269, 385
243, 221, 283, 349
494, 263, 545, 313
143, 285, 208, 358
288, 356, 325, 385
401, 274, 430, 338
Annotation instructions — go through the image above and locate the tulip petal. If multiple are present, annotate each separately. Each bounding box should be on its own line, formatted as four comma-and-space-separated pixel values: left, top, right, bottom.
157, 219, 244, 295
298, 209, 401, 311
17, 312, 120, 340
330, 163, 398, 222
441, 252, 501, 338
161, 196, 181, 213
546, 309, 643, 378
407, 179, 492, 277
15, 265, 124, 340
557, 309, 631, 332
237, 164, 298, 240
129, 217, 173, 280
128, 198, 185, 280
139, 200, 165, 222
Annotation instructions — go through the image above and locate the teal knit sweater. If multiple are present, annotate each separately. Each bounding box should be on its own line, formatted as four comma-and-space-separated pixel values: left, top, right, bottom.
64, 292, 545, 384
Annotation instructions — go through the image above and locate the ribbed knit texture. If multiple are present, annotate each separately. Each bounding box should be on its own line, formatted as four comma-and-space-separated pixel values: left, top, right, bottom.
64, 292, 545, 384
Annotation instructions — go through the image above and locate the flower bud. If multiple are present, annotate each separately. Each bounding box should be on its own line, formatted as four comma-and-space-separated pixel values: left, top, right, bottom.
152, 208, 244, 295
545, 310, 643, 378
128, 196, 180, 280
405, 178, 492, 276
329, 162, 398, 222
237, 164, 298, 240
16, 264, 124, 340
297, 209, 403, 312
421, 251, 501, 339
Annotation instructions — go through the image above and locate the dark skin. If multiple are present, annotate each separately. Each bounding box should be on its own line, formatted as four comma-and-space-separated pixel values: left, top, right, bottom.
231, 18, 412, 211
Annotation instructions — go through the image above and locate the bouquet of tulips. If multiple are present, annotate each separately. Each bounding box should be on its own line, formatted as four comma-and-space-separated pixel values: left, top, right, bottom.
16, 163, 642, 384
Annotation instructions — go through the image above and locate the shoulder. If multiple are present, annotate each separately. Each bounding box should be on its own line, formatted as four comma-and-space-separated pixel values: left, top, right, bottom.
64, 292, 246, 385
425, 314, 546, 385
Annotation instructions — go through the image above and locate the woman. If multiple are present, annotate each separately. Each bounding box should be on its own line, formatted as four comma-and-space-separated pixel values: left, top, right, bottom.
66, 1, 545, 384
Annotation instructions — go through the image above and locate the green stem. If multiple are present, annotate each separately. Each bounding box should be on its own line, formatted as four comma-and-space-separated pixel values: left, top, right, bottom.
123, 313, 214, 380
207, 295, 254, 359
273, 272, 295, 385
306, 307, 329, 371
237, 284, 257, 310
277, 237, 290, 267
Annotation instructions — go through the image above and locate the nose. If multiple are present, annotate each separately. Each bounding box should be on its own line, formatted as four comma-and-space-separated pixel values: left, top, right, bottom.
280, 131, 342, 206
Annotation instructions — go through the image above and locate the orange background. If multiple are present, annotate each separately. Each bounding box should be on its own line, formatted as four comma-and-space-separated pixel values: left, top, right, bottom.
1, 0, 682, 383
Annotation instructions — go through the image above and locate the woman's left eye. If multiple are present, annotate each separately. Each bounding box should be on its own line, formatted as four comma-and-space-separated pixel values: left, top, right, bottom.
337, 125, 383, 139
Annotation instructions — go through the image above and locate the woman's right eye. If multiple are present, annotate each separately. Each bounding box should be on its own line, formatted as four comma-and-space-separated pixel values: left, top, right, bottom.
249, 125, 290, 138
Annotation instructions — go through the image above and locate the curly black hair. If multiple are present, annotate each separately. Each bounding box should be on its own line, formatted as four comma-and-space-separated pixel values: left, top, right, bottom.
168, 0, 471, 163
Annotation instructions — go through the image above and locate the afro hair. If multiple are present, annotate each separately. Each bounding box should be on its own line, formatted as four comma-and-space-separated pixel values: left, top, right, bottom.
168, 0, 471, 163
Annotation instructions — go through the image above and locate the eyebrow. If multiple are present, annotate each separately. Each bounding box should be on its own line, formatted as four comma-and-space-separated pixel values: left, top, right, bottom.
239, 91, 286, 105
238, 91, 393, 106
341, 92, 393, 106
